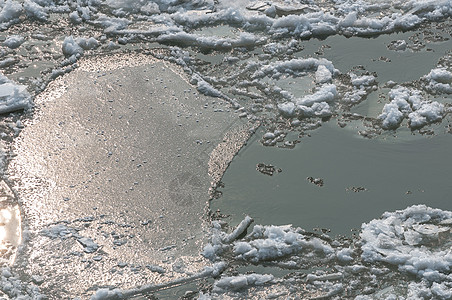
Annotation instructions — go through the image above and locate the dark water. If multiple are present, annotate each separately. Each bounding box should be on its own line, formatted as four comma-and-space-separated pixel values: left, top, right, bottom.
212, 121, 452, 235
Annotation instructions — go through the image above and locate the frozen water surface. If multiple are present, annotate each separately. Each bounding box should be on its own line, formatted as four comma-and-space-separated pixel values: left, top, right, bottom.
0, 0, 450, 298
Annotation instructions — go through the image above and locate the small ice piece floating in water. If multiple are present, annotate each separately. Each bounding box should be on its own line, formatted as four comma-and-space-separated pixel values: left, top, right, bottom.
256, 163, 281, 176
307, 176, 324, 187
346, 186, 367, 193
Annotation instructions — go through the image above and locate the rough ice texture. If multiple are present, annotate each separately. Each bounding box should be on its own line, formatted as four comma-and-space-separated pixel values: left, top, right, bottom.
361, 205, 452, 281
296, 84, 337, 107
277, 84, 337, 119
315, 65, 332, 84
3, 35, 24, 49
350, 74, 376, 87
0, 267, 45, 299
62, 36, 84, 57
424, 68, 452, 94
0, 73, 32, 114
213, 273, 274, 293
233, 224, 333, 262
24, 0, 48, 21
378, 86, 444, 129
157, 32, 258, 50
253, 58, 337, 79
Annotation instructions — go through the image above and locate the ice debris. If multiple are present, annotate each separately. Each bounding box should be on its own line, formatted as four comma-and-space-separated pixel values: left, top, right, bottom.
424, 67, 452, 94
77, 237, 99, 253
234, 224, 333, 262
3, 35, 24, 49
378, 86, 444, 129
361, 205, 452, 282
0, 73, 32, 114
212, 273, 274, 293
278, 84, 337, 118
0, 267, 45, 299
62, 36, 99, 57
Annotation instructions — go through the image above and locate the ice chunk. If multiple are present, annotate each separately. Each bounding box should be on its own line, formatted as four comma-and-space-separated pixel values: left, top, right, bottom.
297, 102, 332, 118
3, 35, 24, 49
408, 101, 444, 129
254, 58, 337, 79
424, 68, 452, 94
76, 37, 99, 50
77, 237, 99, 253
361, 205, 452, 281
378, 86, 442, 130
0, 0, 22, 29
296, 84, 337, 107
213, 273, 274, 293
62, 36, 84, 57
277, 102, 296, 117
350, 74, 376, 87
427, 68, 452, 84
233, 224, 333, 262
191, 74, 223, 98
24, 0, 49, 21
90, 288, 123, 300
41, 224, 75, 239
315, 65, 332, 84
0, 74, 32, 114
379, 102, 405, 129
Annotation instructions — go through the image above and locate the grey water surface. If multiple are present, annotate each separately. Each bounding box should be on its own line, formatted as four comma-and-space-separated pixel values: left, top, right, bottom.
212, 121, 452, 236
